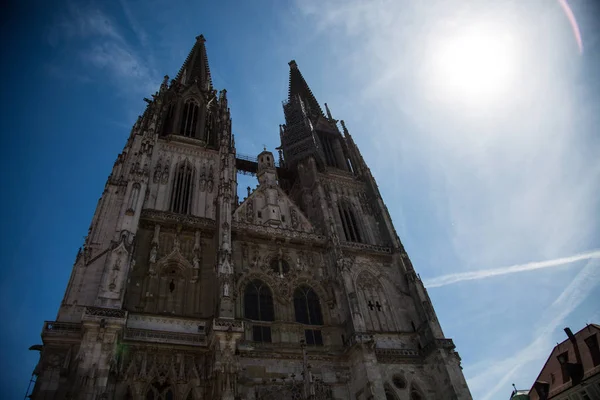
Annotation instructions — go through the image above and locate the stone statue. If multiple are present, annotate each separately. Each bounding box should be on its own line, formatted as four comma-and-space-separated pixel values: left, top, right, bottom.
149, 245, 158, 264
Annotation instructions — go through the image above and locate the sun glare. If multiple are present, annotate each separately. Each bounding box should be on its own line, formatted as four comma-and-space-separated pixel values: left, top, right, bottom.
427, 23, 521, 106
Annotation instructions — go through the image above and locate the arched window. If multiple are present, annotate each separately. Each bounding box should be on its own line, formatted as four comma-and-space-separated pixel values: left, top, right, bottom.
180, 99, 199, 137
294, 285, 324, 346
392, 375, 407, 390
338, 201, 363, 243
244, 280, 274, 321
162, 103, 175, 136
169, 162, 194, 214
317, 131, 337, 167
127, 183, 141, 213
270, 257, 290, 277
146, 381, 174, 400
244, 280, 274, 343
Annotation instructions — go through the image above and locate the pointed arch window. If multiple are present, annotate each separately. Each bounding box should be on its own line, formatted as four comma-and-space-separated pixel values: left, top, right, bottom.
244, 280, 274, 321
180, 99, 199, 137
244, 280, 274, 343
169, 162, 194, 214
294, 285, 324, 346
338, 201, 363, 243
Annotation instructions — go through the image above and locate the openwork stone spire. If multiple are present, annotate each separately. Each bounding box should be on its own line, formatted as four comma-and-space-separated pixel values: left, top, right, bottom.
175, 34, 213, 90
287, 60, 323, 118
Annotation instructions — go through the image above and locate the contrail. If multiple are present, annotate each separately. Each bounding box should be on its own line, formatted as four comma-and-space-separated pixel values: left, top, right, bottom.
424, 249, 600, 288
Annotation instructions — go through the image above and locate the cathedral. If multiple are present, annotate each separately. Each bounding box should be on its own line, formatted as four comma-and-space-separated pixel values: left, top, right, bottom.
30, 35, 472, 400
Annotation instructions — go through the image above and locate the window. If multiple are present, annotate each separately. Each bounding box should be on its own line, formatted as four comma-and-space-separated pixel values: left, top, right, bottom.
338, 202, 363, 243
585, 334, 600, 367
580, 391, 591, 400
169, 162, 194, 214
305, 329, 323, 345
294, 285, 323, 325
393, 375, 407, 389
244, 280, 274, 322
127, 183, 141, 214
180, 99, 199, 137
550, 373, 555, 384
270, 258, 290, 276
253, 325, 272, 343
162, 103, 175, 135
318, 131, 338, 167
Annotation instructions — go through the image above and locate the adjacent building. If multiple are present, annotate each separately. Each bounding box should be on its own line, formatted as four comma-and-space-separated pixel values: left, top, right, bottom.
29, 35, 472, 400
520, 325, 600, 400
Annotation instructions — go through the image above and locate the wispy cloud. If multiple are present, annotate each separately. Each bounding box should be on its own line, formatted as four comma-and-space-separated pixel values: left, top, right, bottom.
293, 1, 600, 399
424, 249, 600, 288
47, 3, 160, 99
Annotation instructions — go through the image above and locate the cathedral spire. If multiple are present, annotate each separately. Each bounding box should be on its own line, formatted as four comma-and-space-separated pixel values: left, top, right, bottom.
175, 35, 213, 90
287, 60, 323, 118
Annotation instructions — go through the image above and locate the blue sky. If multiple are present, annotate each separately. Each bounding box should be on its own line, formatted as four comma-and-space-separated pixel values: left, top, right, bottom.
1, 0, 599, 398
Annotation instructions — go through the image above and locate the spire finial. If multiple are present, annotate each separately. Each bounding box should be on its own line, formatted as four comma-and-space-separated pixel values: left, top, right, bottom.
175, 35, 212, 90
324, 103, 333, 120
288, 60, 298, 69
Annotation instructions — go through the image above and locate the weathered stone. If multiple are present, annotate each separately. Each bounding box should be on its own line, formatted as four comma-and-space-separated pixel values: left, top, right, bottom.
30, 36, 472, 400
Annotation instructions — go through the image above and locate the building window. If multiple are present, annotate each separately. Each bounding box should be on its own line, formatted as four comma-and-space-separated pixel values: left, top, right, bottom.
304, 329, 323, 346
169, 162, 194, 214
393, 375, 407, 389
580, 391, 591, 400
162, 103, 175, 135
338, 201, 363, 243
585, 334, 600, 367
244, 280, 274, 322
252, 325, 272, 343
127, 183, 141, 214
180, 99, 199, 137
270, 257, 290, 276
294, 285, 323, 326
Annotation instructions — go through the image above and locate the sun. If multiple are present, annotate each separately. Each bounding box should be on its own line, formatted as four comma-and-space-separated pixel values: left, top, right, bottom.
426, 23, 521, 106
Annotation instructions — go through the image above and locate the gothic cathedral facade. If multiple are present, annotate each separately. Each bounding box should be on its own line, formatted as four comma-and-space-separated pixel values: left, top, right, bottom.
31, 36, 472, 400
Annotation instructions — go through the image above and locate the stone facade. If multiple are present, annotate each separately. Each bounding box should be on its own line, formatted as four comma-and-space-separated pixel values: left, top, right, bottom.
30, 35, 472, 400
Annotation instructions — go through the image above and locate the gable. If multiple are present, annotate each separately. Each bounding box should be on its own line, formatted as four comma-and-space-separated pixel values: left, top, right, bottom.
234, 185, 313, 233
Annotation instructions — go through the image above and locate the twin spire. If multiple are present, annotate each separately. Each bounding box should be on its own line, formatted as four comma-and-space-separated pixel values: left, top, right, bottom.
175, 35, 213, 90
287, 60, 324, 118
175, 36, 322, 118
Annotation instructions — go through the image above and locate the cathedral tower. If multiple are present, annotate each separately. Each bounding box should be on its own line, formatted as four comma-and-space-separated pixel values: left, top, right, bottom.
30, 36, 472, 400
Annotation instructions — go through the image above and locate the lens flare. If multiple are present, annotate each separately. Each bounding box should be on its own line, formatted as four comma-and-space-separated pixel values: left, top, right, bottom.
558, 0, 583, 54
